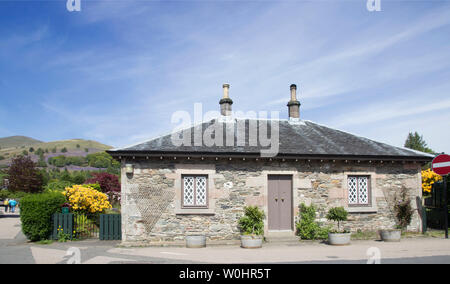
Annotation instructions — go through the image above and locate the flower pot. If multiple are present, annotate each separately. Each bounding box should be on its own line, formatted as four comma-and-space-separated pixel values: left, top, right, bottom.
62, 207, 70, 214
379, 229, 401, 242
240, 235, 263, 248
185, 235, 206, 248
328, 232, 351, 246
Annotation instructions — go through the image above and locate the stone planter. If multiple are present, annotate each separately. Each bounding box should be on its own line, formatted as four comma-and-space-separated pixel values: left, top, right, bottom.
185, 235, 206, 248
240, 235, 263, 248
328, 232, 351, 246
379, 229, 401, 242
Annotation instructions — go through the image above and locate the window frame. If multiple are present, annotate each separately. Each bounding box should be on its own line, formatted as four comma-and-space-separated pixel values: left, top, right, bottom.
181, 174, 209, 209
347, 175, 372, 207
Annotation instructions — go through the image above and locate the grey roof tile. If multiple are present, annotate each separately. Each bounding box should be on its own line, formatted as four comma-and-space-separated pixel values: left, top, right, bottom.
108, 118, 434, 160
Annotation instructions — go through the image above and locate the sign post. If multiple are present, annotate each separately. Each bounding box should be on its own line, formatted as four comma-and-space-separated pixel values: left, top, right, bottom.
444, 175, 448, 239
431, 154, 450, 239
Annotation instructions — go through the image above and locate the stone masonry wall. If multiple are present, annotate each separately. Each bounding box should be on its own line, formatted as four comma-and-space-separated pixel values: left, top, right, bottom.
120, 158, 422, 245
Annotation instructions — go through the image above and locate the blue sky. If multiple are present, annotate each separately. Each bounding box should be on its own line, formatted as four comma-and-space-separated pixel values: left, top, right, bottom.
0, 0, 449, 153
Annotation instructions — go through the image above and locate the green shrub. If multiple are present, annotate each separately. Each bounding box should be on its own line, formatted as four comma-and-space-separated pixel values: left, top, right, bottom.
44, 180, 74, 192
326, 207, 348, 233
393, 187, 414, 231
20, 192, 66, 241
296, 203, 329, 240
84, 183, 101, 191
238, 206, 265, 236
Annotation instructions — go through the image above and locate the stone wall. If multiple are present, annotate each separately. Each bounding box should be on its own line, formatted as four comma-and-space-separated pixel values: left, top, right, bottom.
120, 158, 423, 245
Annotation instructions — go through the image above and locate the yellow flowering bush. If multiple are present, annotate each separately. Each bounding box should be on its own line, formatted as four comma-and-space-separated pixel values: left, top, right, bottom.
422, 169, 442, 194
63, 185, 112, 214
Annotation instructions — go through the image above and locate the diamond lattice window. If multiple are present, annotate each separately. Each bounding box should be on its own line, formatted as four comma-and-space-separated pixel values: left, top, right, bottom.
182, 176, 208, 208
347, 176, 370, 206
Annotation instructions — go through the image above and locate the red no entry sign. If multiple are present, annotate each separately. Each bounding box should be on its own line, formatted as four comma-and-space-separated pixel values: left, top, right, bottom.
432, 154, 450, 176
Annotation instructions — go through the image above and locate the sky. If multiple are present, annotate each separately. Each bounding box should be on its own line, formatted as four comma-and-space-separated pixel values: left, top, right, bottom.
0, 0, 449, 154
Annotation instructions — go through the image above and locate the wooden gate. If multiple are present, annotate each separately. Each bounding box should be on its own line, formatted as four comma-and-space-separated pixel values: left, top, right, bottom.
100, 214, 121, 240
51, 213, 74, 240
51, 213, 121, 240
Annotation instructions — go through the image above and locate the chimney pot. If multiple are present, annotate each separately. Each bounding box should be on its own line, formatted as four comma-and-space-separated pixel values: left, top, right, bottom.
287, 83, 300, 120
219, 83, 233, 116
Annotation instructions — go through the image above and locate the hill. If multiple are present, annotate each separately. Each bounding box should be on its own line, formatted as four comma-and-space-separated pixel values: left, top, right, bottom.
0, 136, 42, 149
0, 137, 113, 167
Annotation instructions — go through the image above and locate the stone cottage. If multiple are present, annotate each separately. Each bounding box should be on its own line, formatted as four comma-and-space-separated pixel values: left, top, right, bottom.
107, 84, 433, 245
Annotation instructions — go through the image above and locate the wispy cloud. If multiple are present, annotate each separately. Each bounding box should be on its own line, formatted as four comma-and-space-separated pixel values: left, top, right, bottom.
1, 0, 450, 153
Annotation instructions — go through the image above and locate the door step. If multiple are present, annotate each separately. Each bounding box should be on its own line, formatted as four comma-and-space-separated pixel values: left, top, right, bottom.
265, 231, 299, 244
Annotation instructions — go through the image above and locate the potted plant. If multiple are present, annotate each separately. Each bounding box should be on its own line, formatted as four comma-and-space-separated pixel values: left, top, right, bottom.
326, 207, 350, 245
238, 206, 265, 248
380, 187, 413, 242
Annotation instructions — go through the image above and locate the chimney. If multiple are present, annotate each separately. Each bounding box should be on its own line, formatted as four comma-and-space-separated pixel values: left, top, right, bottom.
219, 83, 233, 116
287, 84, 301, 120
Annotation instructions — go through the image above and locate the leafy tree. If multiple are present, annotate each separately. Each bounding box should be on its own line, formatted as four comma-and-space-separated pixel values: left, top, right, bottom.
29, 147, 34, 153
326, 207, 348, 233
76, 144, 80, 149
7, 156, 44, 193
22, 150, 28, 156
85, 172, 120, 193
61, 147, 68, 153
51, 147, 57, 153
37, 154, 47, 168
404, 131, 434, 153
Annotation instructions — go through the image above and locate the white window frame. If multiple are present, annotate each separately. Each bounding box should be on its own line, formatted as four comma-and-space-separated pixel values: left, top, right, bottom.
182, 175, 209, 208
347, 175, 371, 207
344, 171, 377, 213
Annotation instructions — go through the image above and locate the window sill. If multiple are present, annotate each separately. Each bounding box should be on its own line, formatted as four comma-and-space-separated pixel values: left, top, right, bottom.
175, 208, 215, 215
346, 206, 378, 213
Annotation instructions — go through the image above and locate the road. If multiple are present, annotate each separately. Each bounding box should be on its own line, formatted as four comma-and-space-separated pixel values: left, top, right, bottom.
1, 213, 450, 264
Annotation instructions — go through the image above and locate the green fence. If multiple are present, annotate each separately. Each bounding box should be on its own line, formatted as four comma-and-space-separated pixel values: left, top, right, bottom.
51, 213, 121, 240
100, 214, 121, 240
51, 213, 74, 240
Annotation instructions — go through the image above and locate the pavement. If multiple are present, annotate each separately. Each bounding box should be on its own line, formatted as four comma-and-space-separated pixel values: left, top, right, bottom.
1, 211, 450, 264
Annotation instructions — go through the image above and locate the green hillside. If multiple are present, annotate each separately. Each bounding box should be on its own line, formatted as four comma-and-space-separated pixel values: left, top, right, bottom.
31, 139, 112, 152
0, 137, 113, 164
0, 136, 42, 149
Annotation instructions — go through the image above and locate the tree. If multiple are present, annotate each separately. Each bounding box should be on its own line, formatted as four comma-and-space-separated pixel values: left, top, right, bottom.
7, 156, 44, 193
326, 207, 348, 233
29, 147, 34, 153
85, 172, 120, 193
61, 147, 68, 153
404, 132, 434, 153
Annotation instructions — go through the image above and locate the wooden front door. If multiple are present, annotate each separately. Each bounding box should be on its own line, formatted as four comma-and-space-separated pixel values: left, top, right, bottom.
268, 175, 293, 231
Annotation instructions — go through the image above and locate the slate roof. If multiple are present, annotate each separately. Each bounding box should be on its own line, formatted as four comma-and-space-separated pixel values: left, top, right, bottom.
107, 118, 434, 161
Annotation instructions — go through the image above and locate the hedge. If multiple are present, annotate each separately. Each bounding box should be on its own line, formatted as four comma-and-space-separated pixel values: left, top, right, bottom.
20, 192, 66, 241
